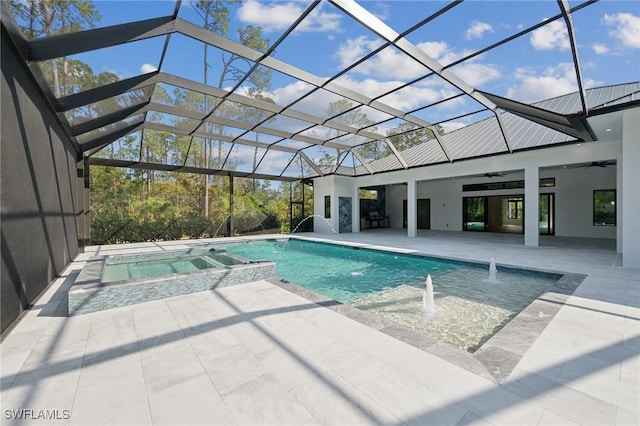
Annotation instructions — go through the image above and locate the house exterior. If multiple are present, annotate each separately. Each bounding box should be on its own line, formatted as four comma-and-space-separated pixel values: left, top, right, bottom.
313, 86, 640, 268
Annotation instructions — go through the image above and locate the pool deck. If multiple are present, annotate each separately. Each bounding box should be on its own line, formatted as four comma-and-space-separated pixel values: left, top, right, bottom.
1, 230, 638, 425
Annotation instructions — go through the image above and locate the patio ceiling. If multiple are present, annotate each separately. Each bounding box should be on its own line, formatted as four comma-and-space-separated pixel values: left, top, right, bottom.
2, 0, 639, 181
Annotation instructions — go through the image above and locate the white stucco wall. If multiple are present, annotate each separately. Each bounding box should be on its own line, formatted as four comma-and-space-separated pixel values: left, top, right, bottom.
622, 108, 640, 267
312, 176, 334, 234
314, 138, 623, 239
383, 166, 617, 238
313, 175, 359, 234
551, 166, 617, 238
385, 184, 406, 228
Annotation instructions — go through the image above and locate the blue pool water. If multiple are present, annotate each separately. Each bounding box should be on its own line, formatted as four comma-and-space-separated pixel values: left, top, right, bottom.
224, 238, 562, 352
102, 250, 244, 283
224, 239, 461, 302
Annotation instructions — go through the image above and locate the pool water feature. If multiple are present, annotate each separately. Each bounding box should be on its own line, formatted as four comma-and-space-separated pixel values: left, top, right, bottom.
223, 238, 563, 353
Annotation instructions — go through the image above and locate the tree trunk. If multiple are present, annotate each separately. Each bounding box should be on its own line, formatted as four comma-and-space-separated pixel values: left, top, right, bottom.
203, 12, 210, 217
252, 147, 258, 192
51, 59, 60, 98
204, 143, 209, 217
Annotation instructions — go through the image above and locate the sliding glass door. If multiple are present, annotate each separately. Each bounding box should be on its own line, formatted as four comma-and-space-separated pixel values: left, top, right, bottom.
402, 199, 431, 229
417, 199, 430, 229
539, 193, 555, 235
464, 194, 554, 234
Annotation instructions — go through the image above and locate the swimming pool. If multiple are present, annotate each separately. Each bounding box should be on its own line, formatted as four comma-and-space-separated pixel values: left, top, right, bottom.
223, 238, 563, 352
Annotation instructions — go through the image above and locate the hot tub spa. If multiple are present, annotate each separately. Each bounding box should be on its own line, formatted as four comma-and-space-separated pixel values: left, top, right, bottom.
68, 248, 275, 316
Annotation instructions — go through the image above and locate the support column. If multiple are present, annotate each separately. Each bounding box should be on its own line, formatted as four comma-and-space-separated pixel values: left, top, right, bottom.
622, 109, 640, 268
616, 153, 623, 254
407, 179, 417, 237
353, 185, 360, 233
227, 176, 234, 237
76, 158, 90, 251
524, 166, 539, 247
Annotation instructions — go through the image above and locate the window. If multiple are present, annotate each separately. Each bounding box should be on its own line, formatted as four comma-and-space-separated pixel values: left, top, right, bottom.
359, 189, 378, 200
324, 195, 331, 218
507, 199, 522, 219
593, 190, 616, 226
540, 178, 555, 187
463, 177, 555, 192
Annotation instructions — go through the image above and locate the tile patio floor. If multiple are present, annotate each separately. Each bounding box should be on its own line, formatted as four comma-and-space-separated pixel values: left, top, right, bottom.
1, 230, 638, 425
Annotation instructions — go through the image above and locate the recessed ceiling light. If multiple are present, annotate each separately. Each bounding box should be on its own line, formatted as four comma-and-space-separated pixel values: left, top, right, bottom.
576, 143, 582, 146
605, 128, 612, 132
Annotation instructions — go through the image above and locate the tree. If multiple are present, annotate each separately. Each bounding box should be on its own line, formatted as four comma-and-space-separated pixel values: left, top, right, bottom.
240, 93, 276, 190
89, 165, 140, 216
387, 122, 444, 152
191, 0, 271, 216
192, 0, 238, 216
315, 99, 377, 169
9, 0, 101, 97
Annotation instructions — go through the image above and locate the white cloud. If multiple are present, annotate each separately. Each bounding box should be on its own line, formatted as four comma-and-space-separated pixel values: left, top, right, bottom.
466, 21, 493, 40
440, 121, 467, 133
335, 36, 383, 70
433, 95, 466, 110
372, 2, 390, 21
417, 41, 473, 66
269, 81, 351, 123
530, 20, 569, 51
267, 74, 466, 128
603, 13, 640, 48
140, 63, 158, 74
335, 76, 466, 115
592, 43, 609, 54
335, 37, 425, 80
237, 0, 302, 31
335, 36, 498, 83
367, 84, 442, 112
449, 62, 501, 87
255, 150, 296, 175
270, 80, 314, 106
238, 0, 341, 33
507, 63, 600, 103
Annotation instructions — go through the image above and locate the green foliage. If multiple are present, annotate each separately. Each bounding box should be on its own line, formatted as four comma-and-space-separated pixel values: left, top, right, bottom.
90, 212, 218, 245
10, 0, 102, 97
192, 0, 239, 36
387, 123, 444, 151
10, 0, 100, 39
10, 0, 313, 243
89, 166, 308, 244
593, 190, 616, 225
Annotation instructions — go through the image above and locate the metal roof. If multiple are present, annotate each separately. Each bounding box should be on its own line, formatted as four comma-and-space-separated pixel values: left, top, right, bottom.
2, 1, 639, 181
359, 82, 640, 174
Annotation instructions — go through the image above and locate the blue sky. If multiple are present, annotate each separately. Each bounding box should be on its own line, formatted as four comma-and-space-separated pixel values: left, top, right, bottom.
18, 0, 640, 175
74, 1, 639, 130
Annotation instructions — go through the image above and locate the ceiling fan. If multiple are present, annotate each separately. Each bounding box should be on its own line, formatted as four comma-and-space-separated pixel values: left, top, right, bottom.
567, 160, 616, 169
483, 172, 507, 178
582, 160, 616, 168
